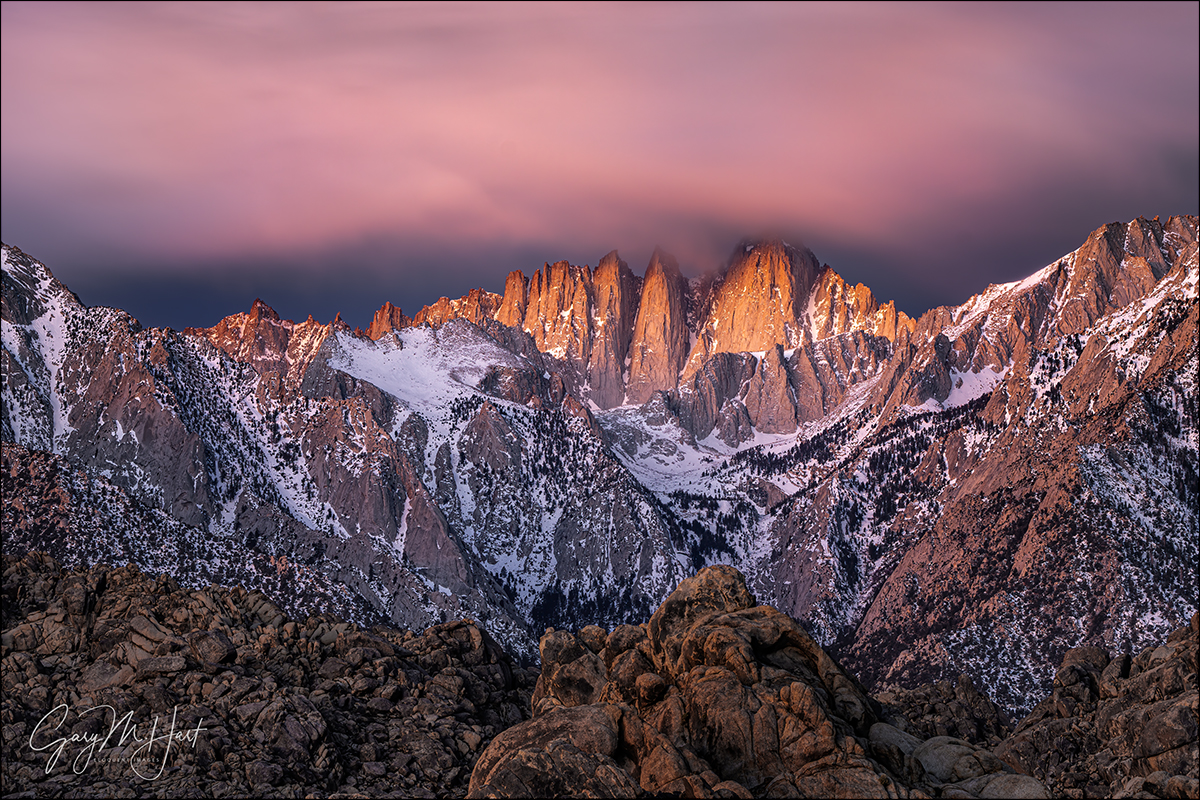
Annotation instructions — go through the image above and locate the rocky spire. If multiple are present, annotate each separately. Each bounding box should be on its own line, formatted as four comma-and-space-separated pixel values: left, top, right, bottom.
626, 248, 690, 404
495, 270, 529, 328
586, 250, 640, 409
522, 260, 594, 362
808, 268, 913, 342
248, 297, 281, 322
743, 343, 798, 433
365, 301, 411, 340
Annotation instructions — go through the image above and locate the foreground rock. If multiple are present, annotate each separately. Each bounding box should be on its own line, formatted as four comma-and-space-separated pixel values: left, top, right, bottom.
995, 613, 1198, 799
1, 552, 536, 798
876, 674, 1013, 749
467, 565, 1047, 799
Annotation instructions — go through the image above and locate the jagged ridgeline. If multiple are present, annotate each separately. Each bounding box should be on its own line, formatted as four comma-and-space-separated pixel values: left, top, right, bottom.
2, 214, 1197, 714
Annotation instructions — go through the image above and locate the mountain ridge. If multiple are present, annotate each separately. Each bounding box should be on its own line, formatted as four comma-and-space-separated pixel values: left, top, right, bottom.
2, 215, 1196, 716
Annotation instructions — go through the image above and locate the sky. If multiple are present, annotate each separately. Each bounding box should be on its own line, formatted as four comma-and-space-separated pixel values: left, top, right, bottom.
2, 2, 1197, 331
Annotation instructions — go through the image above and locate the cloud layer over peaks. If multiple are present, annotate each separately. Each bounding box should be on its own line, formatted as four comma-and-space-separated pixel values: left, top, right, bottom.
2, 3, 1196, 329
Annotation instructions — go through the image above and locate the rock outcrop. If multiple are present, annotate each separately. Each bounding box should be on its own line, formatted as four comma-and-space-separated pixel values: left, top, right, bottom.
4, 551, 1190, 800
809, 267, 914, 343
413, 289, 503, 328
789, 330, 895, 423
1, 552, 538, 799
877, 674, 1013, 749
675, 352, 759, 443
523, 259, 595, 365
744, 344, 799, 434
467, 566, 1047, 799
364, 300, 412, 340
685, 241, 822, 373
994, 615, 1198, 799
494, 270, 529, 329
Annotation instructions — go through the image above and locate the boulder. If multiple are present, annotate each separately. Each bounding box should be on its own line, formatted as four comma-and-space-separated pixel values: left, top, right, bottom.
467, 704, 641, 799
188, 629, 236, 664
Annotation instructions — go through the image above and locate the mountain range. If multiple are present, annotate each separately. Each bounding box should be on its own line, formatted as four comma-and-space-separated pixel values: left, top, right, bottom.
2, 214, 1196, 716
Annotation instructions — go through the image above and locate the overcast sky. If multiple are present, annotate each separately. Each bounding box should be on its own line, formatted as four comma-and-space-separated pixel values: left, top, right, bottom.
2, 2, 1197, 331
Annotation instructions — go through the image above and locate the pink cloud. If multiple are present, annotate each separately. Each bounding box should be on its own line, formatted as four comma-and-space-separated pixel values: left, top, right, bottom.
2, 2, 1196, 286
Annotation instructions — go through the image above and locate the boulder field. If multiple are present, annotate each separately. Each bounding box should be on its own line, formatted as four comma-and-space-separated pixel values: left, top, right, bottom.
2, 554, 1195, 799
468, 565, 1048, 799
